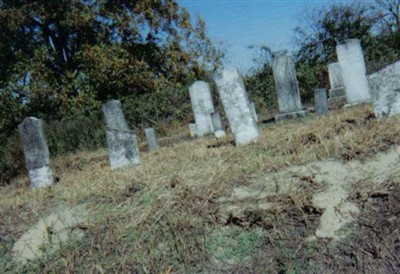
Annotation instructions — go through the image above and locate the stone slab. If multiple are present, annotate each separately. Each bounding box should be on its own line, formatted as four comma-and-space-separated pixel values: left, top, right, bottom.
336, 39, 371, 104
102, 100, 130, 130
215, 68, 259, 145
275, 109, 309, 122
314, 89, 329, 116
329, 87, 346, 99
144, 128, 160, 151
273, 55, 303, 113
106, 128, 140, 170
328, 62, 344, 90
18, 117, 53, 188
189, 81, 215, 137
368, 60, 400, 117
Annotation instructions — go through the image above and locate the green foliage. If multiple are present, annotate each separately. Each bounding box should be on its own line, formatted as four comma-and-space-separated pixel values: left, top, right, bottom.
0, 0, 222, 184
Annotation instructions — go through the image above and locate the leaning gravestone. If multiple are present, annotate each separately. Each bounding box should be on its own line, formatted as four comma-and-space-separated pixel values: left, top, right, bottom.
327, 62, 347, 109
314, 89, 329, 116
210, 112, 226, 138
336, 39, 371, 105
215, 68, 259, 145
189, 81, 215, 137
18, 117, 53, 188
368, 60, 400, 117
102, 100, 140, 170
273, 55, 308, 121
144, 128, 160, 151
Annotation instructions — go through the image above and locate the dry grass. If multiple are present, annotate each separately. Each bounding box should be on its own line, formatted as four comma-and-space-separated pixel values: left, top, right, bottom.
1, 104, 400, 273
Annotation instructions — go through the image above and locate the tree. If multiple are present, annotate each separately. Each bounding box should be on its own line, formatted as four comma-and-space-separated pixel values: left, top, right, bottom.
371, 0, 400, 34
293, 2, 374, 65
0, 0, 222, 120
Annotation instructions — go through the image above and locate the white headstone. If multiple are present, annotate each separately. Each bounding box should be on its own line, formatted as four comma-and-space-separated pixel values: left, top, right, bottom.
314, 89, 329, 116
188, 123, 197, 138
18, 117, 53, 188
102, 100, 140, 169
215, 68, 259, 145
189, 81, 215, 137
368, 60, 400, 117
211, 112, 226, 138
336, 39, 371, 104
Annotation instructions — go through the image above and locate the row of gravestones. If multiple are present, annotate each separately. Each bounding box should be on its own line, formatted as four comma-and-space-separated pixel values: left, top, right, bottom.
18, 38, 400, 188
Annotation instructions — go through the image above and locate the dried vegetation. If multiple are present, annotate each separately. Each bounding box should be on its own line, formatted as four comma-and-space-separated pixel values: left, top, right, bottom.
1, 104, 400, 273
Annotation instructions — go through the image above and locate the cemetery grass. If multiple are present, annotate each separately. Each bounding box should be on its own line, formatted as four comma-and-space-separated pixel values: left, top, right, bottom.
1, 104, 400, 273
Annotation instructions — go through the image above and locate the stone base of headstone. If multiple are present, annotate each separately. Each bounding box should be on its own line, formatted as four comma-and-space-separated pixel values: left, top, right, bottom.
106, 128, 140, 170
275, 109, 309, 122
328, 95, 347, 110
329, 87, 346, 98
344, 100, 373, 108
29, 166, 53, 188
214, 130, 226, 138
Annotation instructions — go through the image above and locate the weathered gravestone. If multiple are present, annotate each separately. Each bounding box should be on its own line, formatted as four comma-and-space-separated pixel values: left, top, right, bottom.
367, 60, 400, 117
215, 68, 259, 145
102, 100, 140, 170
210, 112, 226, 138
273, 55, 308, 121
144, 128, 160, 151
189, 81, 215, 137
336, 39, 371, 105
18, 117, 53, 188
314, 89, 329, 116
327, 62, 347, 109
188, 123, 197, 138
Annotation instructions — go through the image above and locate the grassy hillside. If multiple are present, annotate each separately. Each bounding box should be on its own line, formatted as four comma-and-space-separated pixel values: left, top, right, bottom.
1, 104, 400, 273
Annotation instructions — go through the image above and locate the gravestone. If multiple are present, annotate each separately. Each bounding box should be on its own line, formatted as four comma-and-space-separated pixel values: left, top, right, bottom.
273, 55, 308, 121
367, 60, 400, 117
144, 128, 160, 151
215, 68, 259, 145
189, 81, 215, 137
327, 62, 347, 109
102, 100, 140, 170
189, 123, 197, 138
314, 89, 329, 116
18, 117, 53, 188
102, 100, 129, 130
336, 39, 371, 105
211, 112, 226, 138
249, 101, 258, 122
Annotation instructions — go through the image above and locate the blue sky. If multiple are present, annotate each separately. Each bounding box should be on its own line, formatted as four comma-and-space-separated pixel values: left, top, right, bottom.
177, 0, 340, 73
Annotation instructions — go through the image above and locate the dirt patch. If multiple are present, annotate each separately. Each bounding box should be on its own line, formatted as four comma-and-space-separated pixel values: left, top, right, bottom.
12, 206, 87, 266
218, 146, 400, 241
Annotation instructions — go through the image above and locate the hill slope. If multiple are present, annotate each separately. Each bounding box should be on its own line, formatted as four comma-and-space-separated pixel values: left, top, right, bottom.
1, 104, 400, 273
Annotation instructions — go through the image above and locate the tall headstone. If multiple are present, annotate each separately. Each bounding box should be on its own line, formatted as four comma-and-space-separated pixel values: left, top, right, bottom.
18, 117, 53, 188
314, 89, 329, 116
102, 100, 140, 170
210, 112, 226, 138
327, 62, 347, 109
144, 128, 160, 151
273, 55, 308, 121
189, 81, 215, 137
368, 60, 400, 117
336, 39, 371, 105
215, 68, 259, 145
